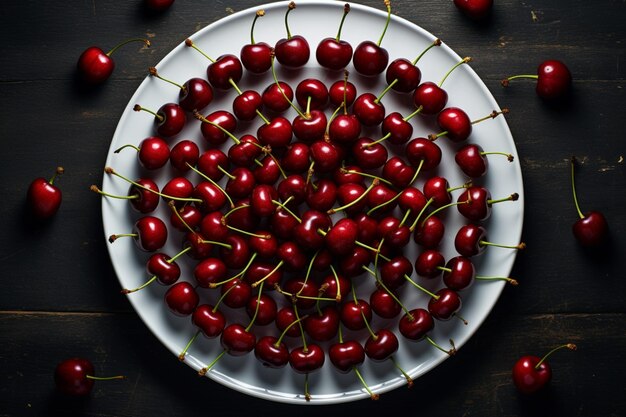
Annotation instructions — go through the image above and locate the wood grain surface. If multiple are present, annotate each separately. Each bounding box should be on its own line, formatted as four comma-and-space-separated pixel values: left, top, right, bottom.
0, 1, 624, 416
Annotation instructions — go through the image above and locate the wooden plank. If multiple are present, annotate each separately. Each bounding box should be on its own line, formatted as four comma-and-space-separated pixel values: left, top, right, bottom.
0, 311, 623, 417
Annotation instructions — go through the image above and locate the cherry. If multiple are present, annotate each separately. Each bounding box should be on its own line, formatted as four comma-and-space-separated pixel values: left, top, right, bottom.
384, 39, 440, 93
304, 306, 340, 341
262, 81, 294, 113
250, 184, 278, 217
134, 103, 186, 138
121, 251, 183, 294
369, 288, 402, 319
109, 215, 168, 252
54, 358, 124, 396
570, 156, 609, 246
221, 278, 253, 309
114, 136, 170, 170
164, 281, 199, 316
455, 143, 514, 178
162, 176, 194, 205
76, 38, 150, 84
194, 257, 228, 288
240, 10, 272, 74
329, 76, 357, 108
382, 157, 416, 189
281, 278, 320, 310
354, 137, 389, 169
149, 68, 213, 112
316, 4, 353, 70
339, 247, 373, 277
457, 186, 519, 222
169, 203, 201, 232
197, 110, 238, 146
428, 288, 464, 322
232, 90, 263, 121
441, 256, 475, 291
192, 304, 226, 338
275, 2, 310, 69
328, 113, 362, 144
289, 344, 325, 374
454, 223, 525, 257
275, 306, 302, 338
415, 249, 445, 278
512, 344, 577, 394
502, 60, 572, 100
305, 180, 337, 212
246, 293, 277, 326
329, 340, 365, 373
228, 135, 262, 167
340, 299, 372, 331
353, 0, 392, 76
282, 143, 310, 173
364, 329, 399, 361
219, 235, 251, 269
380, 255, 412, 289
169, 140, 199, 172
432, 107, 472, 143
255, 335, 290, 368
257, 116, 293, 149
27, 167, 64, 220
398, 308, 434, 341
325, 218, 358, 256
293, 110, 327, 143
353, 93, 386, 127
221, 323, 256, 356
412, 57, 470, 115
144, 0, 174, 12
192, 181, 228, 213
92, 176, 160, 214
277, 175, 307, 205
453, 0, 493, 20
380, 112, 413, 145
295, 79, 329, 111
319, 272, 350, 302
405, 137, 442, 170
185, 39, 243, 91
414, 215, 445, 248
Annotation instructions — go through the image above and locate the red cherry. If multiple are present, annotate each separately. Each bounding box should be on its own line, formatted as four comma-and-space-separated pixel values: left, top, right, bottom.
193, 258, 228, 288
199, 110, 237, 146
145, 0, 175, 12
502, 60, 572, 100
304, 306, 340, 342
340, 299, 372, 331
110, 215, 167, 252
329, 78, 357, 108
315, 4, 353, 70
221, 323, 256, 356
353, 41, 389, 77
453, 0, 493, 20
329, 340, 365, 373
435, 107, 472, 143
255, 336, 289, 368
232, 90, 263, 121
369, 288, 402, 319
353, 93, 385, 127
192, 304, 226, 338
385, 58, 421, 93
169, 139, 199, 172
26, 167, 64, 220
413, 82, 448, 115
289, 344, 325, 374
76, 38, 150, 84
398, 308, 434, 341
570, 157, 609, 246
134, 103, 186, 138
442, 256, 475, 291
512, 344, 577, 394
240, 10, 272, 74
164, 281, 199, 316
179, 77, 213, 112
428, 288, 463, 321
54, 358, 124, 396
115, 136, 169, 170
295, 79, 329, 110
364, 329, 399, 361
207, 54, 243, 90
274, 3, 310, 69
262, 81, 294, 113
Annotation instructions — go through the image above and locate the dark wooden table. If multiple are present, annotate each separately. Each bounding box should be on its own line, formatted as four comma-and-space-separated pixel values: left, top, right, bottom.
1, 1, 624, 416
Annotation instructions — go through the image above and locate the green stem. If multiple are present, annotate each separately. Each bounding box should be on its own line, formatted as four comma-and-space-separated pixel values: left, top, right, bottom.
377, 1, 392, 47
571, 156, 584, 219
535, 344, 577, 369
412, 38, 441, 65
114, 143, 140, 153
178, 330, 201, 361
438, 57, 471, 87
250, 10, 265, 44
106, 38, 150, 56
184, 39, 215, 63
336, 4, 350, 41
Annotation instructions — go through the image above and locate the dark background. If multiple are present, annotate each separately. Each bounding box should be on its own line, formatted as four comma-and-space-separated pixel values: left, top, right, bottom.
1, 1, 624, 416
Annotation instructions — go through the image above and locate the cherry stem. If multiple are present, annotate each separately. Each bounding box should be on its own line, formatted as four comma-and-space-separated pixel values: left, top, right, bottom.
403, 105, 423, 122
362, 310, 377, 339
343, 169, 392, 186
408, 159, 424, 185
133, 104, 163, 122
292, 303, 308, 351
106, 38, 150, 56
193, 110, 240, 144
217, 165, 236, 180
412, 38, 441, 65
108, 233, 136, 243
272, 199, 301, 223
481, 151, 514, 162
353, 367, 379, 400
375, 80, 396, 104
488, 193, 519, 206
121, 275, 157, 294
426, 336, 456, 356
210, 253, 257, 289
285, 2, 296, 39
85, 374, 126, 381
186, 163, 235, 209
409, 197, 434, 232
377, 0, 392, 47
429, 108, 508, 141
198, 349, 227, 376
270, 54, 308, 119
362, 266, 411, 317
114, 144, 140, 154
250, 10, 265, 44
390, 356, 413, 387
570, 156, 585, 219
421, 199, 469, 227
223, 203, 249, 220
274, 313, 309, 347
184, 39, 215, 63
501, 74, 539, 87
404, 274, 440, 299
90, 185, 138, 201
149, 67, 185, 92
475, 275, 519, 285
329, 178, 379, 214
336, 4, 351, 41
438, 57, 471, 87
49, 167, 65, 185
535, 343, 577, 369
251, 262, 283, 288
245, 282, 265, 331
179, 330, 200, 361
480, 240, 526, 251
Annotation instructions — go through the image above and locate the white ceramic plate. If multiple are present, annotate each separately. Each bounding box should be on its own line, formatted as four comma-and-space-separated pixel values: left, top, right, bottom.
102, 0, 524, 404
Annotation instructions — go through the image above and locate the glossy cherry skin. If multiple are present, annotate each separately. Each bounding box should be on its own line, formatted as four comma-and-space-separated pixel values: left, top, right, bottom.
457, 186, 492, 222
319, 273, 351, 302
304, 306, 340, 342
179, 77, 212, 112
329, 340, 365, 373
423, 176, 451, 208
340, 299, 372, 331
442, 256, 475, 291
193, 258, 227, 288
162, 176, 193, 206
453, 0, 493, 20
289, 344, 326, 374
76, 47, 114, 84
397, 187, 428, 217
219, 235, 250, 269
262, 81, 294, 113
169, 139, 199, 172
131, 216, 168, 252
232, 90, 263, 121
292, 110, 327, 143
154, 103, 186, 138
380, 255, 412, 289
413, 82, 448, 115
353, 137, 388, 170
383, 157, 416, 189
329, 79, 357, 107
164, 281, 199, 316
275, 306, 301, 337
437, 107, 472, 142
415, 249, 446, 278
128, 178, 160, 214
305, 180, 337, 212
339, 246, 372, 277
512, 355, 552, 394
27, 177, 62, 219
54, 358, 96, 396
228, 135, 262, 167
240, 42, 272, 74
353, 40, 389, 77
257, 116, 293, 149
275, 35, 310, 69
455, 144, 488, 178
193, 181, 227, 213
399, 308, 435, 341
316, 37, 353, 70
207, 54, 243, 90
250, 184, 278, 218
573, 211, 609, 247
536, 60, 572, 100
248, 231, 278, 259
382, 112, 413, 145
386, 58, 421, 93
414, 215, 445, 248
353, 93, 385, 127
328, 114, 361, 144
405, 137, 442, 170
146, 253, 181, 286
246, 293, 277, 325
134, 136, 169, 170
169, 205, 201, 231
365, 329, 399, 361
192, 304, 226, 338
221, 323, 256, 356
221, 278, 252, 309
199, 110, 237, 146
370, 288, 402, 319
428, 288, 462, 321
282, 143, 310, 173
295, 78, 329, 110
454, 224, 488, 257
325, 218, 358, 256
310, 140, 342, 173
255, 336, 289, 368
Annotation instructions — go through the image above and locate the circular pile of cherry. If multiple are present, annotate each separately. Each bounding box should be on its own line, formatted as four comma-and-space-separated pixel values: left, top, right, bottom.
100, 1, 522, 401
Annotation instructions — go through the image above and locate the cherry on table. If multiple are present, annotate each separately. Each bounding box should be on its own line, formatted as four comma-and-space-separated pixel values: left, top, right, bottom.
453, 0, 493, 21
54, 358, 124, 396
384, 38, 441, 94
316, 3, 353, 70
502, 60, 572, 100
77, 38, 150, 84
144, 0, 174, 12
570, 156, 609, 246
512, 343, 577, 394
27, 166, 64, 220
